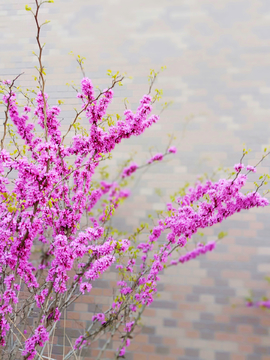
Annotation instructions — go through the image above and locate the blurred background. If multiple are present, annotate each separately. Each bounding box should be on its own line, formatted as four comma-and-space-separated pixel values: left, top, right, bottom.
1, 0, 270, 359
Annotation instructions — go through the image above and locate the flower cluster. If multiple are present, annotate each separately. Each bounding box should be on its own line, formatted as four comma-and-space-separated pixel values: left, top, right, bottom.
247, 165, 256, 173
246, 294, 270, 309
113, 171, 269, 316
121, 163, 138, 178
148, 153, 163, 164
168, 146, 177, 153
1, 59, 268, 360
234, 163, 245, 172
0, 71, 165, 356
177, 241, 216, 264
92, 313, 106, 324
22, 325, 49, 360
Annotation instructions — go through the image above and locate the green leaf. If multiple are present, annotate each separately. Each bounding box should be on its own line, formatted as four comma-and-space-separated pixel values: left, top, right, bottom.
218, 231, 228, 240
25, 5, 31, 11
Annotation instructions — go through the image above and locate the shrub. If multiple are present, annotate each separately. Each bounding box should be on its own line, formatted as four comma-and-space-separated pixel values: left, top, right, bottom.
0, 1, 269, 359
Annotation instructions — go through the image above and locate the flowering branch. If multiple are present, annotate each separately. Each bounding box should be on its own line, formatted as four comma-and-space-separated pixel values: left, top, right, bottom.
0, 2, 269, 360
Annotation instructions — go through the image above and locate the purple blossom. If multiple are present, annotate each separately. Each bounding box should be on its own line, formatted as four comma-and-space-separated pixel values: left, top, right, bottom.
124, 321, 134, 332
22, 325, 49, 359
80, 282, 92, 294
121, 163, 138, 178
0, 65, 269, 358
247, 165, 256, 173
148, 153, 163, 164
234, 163, 245, 172
92, 313, 106, 324
168, 146, 177, 153
178, 242, 216, 263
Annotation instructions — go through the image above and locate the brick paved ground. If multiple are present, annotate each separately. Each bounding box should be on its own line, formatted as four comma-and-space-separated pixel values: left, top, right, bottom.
1, 0, 270, 359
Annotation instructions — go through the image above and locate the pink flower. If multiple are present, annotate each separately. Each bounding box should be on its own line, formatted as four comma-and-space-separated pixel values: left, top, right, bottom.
118, 239, 130, 252
24, 106, 31, 113
257, 300, 270, 308
22, 325, 49, 359
122, 163, 138, 178
92, 313, 106, 324
168, 146, 177, 153
119, 347, 126, 356
234, 163, 245, 172
1, 65, 269, 357
80, 282, 92, 294
116, 264, 124, 269
178, 241, 216, 263
130, 304, 137, 312
148, 153, 163, 164
74, 335, 84, 349
124, 321, 134, 332
246, 165, 256, 173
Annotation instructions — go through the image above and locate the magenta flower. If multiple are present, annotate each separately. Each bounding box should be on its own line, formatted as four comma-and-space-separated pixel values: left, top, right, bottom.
121, 163, 138, 178
148, 153, 163, 164
234, 163, 245, 172
168, 146, 177, 153
246, 165, 256, 173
